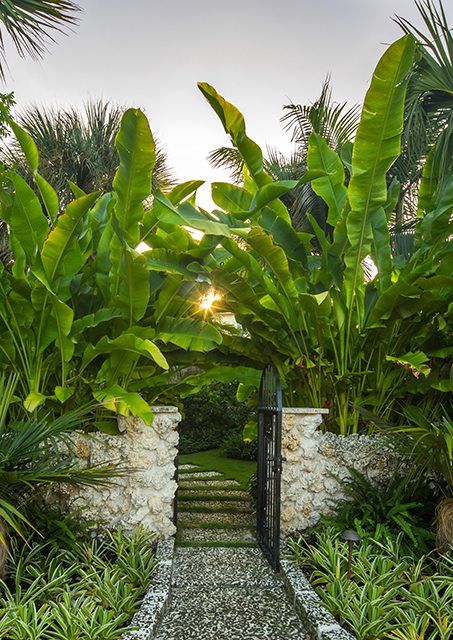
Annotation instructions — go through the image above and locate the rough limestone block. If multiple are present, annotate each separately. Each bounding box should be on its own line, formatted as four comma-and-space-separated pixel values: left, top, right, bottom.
54, 407, 181, 538
280, 407, 399, 533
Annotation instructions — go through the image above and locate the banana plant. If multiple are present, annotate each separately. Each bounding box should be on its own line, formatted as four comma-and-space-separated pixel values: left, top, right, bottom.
0, 108, 234, 425
196, 35, 452, 434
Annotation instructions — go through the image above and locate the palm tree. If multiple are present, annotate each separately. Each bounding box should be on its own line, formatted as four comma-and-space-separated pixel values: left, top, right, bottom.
392, 0, 452, 229
1, 100, 175, 207
0, 0, 79, 81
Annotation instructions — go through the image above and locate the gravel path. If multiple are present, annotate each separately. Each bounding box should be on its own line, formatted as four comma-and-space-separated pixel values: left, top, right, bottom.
157, 462, 309, 639
153, 547, 310, 640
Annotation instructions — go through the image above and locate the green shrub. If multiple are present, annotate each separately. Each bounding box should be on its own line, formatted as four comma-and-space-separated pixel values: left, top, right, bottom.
323, 468, 437, 552
220, 430, 258, 461
286, 529, 453, 640
178, 382, 251, 454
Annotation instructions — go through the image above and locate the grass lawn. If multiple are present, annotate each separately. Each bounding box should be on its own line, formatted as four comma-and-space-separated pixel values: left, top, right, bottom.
178, 449, 256, 489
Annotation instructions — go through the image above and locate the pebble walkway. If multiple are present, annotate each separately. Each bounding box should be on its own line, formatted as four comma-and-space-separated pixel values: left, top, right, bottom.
154, 463, 309, 640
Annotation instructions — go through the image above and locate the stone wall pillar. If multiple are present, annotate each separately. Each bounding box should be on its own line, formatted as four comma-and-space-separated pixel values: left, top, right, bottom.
62, 407, 181, 538
280, 408, 329, 534
280, 408, 399, 535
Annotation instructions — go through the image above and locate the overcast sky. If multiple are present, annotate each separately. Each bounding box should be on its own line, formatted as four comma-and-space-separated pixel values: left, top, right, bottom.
2, 0, 445, 206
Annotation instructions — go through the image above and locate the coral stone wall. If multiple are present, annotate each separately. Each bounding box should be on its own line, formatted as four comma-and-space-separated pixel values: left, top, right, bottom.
281, 408, 398, 533
59, 407, 180, 538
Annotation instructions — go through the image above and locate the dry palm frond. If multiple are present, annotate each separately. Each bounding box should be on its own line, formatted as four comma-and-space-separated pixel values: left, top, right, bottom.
436, 497, 453, 552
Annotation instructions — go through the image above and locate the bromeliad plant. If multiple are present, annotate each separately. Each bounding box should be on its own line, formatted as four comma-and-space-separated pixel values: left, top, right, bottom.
195, 34, 452, 434
0, 107, 234, 424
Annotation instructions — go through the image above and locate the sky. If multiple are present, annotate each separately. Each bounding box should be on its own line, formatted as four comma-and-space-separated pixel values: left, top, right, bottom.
1, 0, 444, 207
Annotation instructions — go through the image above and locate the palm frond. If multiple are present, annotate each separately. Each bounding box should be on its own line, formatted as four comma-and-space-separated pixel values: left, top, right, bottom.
281, 76, 360, 154
0, 1, 80, 80
395, 0, 453, 186
208, 145, 244, 184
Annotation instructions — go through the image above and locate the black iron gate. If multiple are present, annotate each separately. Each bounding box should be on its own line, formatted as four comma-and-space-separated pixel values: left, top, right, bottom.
256, 364, 283, 570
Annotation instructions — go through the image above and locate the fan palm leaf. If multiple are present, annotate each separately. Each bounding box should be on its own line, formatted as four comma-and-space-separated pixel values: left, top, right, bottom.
1, 100, 175, 207
281, 76, 361, 154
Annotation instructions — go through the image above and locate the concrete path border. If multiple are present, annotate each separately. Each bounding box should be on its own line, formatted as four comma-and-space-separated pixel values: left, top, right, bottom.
121, 538, 175, 640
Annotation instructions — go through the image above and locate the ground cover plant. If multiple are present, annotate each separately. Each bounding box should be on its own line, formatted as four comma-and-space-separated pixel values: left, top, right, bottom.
0, 523, 158, 640
287, 529, 452, 640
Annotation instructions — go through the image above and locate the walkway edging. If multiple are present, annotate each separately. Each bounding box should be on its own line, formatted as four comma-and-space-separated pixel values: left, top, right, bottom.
280, 560, 355, 640
121, 537, 175, 640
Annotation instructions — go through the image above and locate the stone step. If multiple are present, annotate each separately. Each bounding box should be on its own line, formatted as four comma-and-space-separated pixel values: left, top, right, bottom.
179, 473, 241, 489
177, 470, 223, 479
178, 464, 201, 471
178, 490, 251, 500
172, 547, 276, 588
178, 478, 242, 491
178, 512, 255, 527
177, 540, 259, 549
179, 526, 256, 544
178, 500, 254, 513
153, 584, 308, 639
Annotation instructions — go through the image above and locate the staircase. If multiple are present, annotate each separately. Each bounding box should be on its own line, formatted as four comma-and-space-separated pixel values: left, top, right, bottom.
176, 463, 257, 548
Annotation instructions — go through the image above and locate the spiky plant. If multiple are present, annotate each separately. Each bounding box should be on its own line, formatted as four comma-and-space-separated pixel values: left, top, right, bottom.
0, 1, 80, 80
0, 374, 121, 576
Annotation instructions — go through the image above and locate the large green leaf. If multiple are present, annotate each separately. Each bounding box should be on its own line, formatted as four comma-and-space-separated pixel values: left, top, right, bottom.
212, 182, 253, 214
112, 109, 155, 245
71, 308, 124, 337
94, 385, 154, 424
82, 332, 169, 371
344, 35, 415, 317
157, 317, 222, 352
198, 83, 291, 220
6, 171, 49, 267
198, 82, 270, 188
118, 247, 150, 324
9, 120, 39, 173
9, 119, 60, 225
40, 192, 99, 297
307, 132, 347, 226
168, 180, 205, 205
154, 192, 232, 236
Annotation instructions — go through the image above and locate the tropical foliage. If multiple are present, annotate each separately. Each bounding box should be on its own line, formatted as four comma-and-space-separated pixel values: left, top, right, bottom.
1, 100, 174, 207
194, 33, 452, 434
0, 106, 241, 425
392, 0, 453, 227
287, 529, 453, 640
209, 77, 360, 234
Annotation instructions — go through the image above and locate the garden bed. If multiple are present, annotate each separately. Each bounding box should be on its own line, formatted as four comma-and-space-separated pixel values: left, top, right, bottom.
284, 529, 452, 640
0, 521, 172, 640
